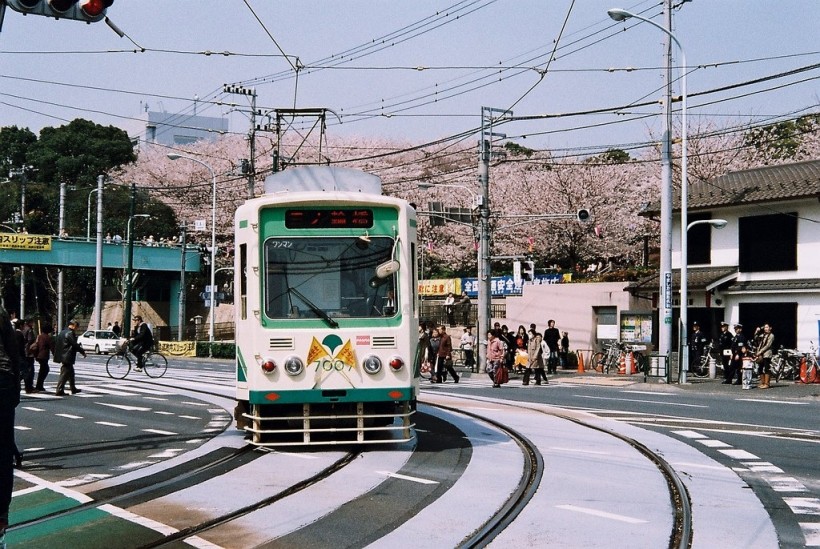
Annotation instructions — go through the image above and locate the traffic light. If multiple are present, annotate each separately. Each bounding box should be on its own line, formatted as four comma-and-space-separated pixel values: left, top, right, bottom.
523, 260, 535, 281
577, 209, 591, 223
5, 0, 113, 23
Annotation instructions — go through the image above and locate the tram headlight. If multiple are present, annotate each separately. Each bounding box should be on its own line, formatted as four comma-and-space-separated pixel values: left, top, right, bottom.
362, 355, 382, 375
283, 355, 304, 376
261, 358, 277, 373
388, 356, 404, 371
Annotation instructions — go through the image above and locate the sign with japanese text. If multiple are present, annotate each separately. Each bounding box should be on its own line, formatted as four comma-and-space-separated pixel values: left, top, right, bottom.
0, 233, 52, 251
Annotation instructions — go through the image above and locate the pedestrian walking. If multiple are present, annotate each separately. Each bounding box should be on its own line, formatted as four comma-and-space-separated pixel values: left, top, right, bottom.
436, 326, 459, 383
526, 328, 547, 385
54, 319, 86, 396
31, 323, 55, 392
486, 329, 506, 388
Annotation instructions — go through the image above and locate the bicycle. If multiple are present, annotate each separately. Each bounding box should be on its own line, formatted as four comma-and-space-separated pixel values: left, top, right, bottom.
691, 342, 719, 378
798, 342, 819, 384
106, 341, 168, 379
771, 347, 801, 382
591, 341, 622, 374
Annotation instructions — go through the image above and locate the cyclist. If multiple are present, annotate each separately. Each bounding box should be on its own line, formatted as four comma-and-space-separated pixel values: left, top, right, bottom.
129, 315, 153, 372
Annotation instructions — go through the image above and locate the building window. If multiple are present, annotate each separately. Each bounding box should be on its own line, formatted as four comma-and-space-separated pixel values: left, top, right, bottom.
738, 213, 797, 272
687, 212, 713, 266
738, 302, 797, 349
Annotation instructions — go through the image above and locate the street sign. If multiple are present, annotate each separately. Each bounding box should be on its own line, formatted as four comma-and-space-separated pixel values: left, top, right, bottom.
194, 219, 207, 232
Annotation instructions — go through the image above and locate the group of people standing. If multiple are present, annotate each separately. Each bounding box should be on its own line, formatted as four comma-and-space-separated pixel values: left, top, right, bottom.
711, 321, 775, 390
419, 322, 462, 384
486, 320, 569, 388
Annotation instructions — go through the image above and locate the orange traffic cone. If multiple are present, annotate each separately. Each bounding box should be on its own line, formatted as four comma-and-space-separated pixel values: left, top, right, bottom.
577, 351, 585, 373
618, 353, 626, 375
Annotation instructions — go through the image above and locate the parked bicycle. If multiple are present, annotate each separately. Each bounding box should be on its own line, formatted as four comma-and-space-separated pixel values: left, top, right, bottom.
691, 342, 720, 378
771, 346, 801, 382
591, 342, 647, 374
799, 342, 819, 384
106, 340, 168, 379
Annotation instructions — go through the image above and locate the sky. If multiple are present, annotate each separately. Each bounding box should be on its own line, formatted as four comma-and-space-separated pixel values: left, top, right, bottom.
0, 0, 818, 159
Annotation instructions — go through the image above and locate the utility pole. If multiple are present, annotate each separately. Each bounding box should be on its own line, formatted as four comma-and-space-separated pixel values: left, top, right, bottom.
123, 182, 136, 338
94, 174, 104, 330
658, 0, 674, 371
57, 181, 66, 330
477, 107, 511, 371
178, 222, 187, 341
223, 84, 257, 199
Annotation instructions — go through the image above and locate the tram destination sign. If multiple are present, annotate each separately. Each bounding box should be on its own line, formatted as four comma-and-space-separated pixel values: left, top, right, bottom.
285, 208, 373, 229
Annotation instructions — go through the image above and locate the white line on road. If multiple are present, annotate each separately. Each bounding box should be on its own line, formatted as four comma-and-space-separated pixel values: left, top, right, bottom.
736, 398, 810, 405
98, 403, 152, 412
555, 504, 648, 524
376, 470, 439, 485
96, 421, 127, 427
142, 429, 178, 435
719, 448, 760, 460
576, 395, 708, 408
55, 413, 83, 419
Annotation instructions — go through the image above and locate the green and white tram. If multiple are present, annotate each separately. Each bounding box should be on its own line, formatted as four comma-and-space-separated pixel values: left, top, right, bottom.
233, 166, 419, 446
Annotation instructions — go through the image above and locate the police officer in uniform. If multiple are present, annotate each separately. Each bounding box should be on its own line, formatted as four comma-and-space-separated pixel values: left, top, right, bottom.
730, 324, 748, 385
689, 321, 709, 371
718, 322, 735, 384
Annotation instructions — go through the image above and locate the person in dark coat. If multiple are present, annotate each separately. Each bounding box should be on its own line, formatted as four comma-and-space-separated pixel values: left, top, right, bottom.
717, 322, 735, 384
54, 319, 86, 396
730, 324, 748, 386
0, 303, 22, 539
32, 323, 55, 392
129, 315, 154, 371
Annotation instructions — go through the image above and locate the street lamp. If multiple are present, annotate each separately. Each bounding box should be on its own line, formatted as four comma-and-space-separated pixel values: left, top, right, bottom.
87, 188, 101, 241
123, 213, 150, 337
680, 218, 727, 383
168, 153, 217, 351
608, 7, 687, 376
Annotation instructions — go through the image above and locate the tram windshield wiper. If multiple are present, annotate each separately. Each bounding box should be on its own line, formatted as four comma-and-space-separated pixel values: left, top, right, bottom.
289, 286, 339, 328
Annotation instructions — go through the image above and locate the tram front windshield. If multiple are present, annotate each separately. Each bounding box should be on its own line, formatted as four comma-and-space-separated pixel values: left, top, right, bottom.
264, 236, 397, 320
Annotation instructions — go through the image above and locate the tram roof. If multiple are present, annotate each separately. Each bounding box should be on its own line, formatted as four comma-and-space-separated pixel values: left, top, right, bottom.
263, 166, 382, 195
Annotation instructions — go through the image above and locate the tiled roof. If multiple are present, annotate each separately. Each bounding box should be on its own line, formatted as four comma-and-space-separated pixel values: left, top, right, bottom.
626, 266, 737, 294
643, 158, 820, 215
725, 278, 820, 293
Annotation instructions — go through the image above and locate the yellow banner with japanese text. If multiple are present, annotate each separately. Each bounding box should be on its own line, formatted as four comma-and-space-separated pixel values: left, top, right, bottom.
158, 340, 196, 357
0, 233, 52, 251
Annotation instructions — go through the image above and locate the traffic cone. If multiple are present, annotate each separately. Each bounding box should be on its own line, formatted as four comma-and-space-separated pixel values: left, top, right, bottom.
618, 353, 626, 375
577, 351, 585, 373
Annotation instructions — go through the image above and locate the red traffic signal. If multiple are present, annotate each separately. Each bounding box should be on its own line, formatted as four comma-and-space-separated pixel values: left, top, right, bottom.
5, 0, 113, 22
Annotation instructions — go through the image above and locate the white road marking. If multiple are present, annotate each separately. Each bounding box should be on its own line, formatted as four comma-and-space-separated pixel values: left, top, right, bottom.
736, 398, 810, 405
12, 485, 45, 497
144, 396, 169, 401
148, 449, 185, 458
696, 439, 732, 448
117, 461, 157, 470
58, 473, 113, 486
98, 403, 152, 412
14, 425, 31, 431
376, 470, 439, 485
555, 504, 648, 524
142, 429, 178, 435
673, 430, 708, 439
21, 406, 45, 412
178, 415, 201, 420
56, 413, 83, 419
743, 462, 784, 473
576, 395, 708, 408
766, 476, 807, 492
154, 411, 175, 415
785, 498, 820, 515
96, 421, 127, 427
719, 448, 760, 460
13, 469, 93, 502
622, 390, 674, 396
98, 503, 179, 535
799, 522, 820, 547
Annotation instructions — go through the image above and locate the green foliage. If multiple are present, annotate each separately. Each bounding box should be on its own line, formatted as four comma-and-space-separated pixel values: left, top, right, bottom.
27, 119, 136, 187
0, 126, 37, 177
197, 341, 236, 358
743, 116, 818, 161
588, 148, 630, 164
504, 142, 535, 157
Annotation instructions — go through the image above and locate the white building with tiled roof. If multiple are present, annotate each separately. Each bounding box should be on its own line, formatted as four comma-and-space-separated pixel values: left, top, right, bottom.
631, 159, 820, 350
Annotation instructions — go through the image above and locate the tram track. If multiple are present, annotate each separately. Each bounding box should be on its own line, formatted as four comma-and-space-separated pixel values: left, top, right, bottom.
421, 394, 693, 549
